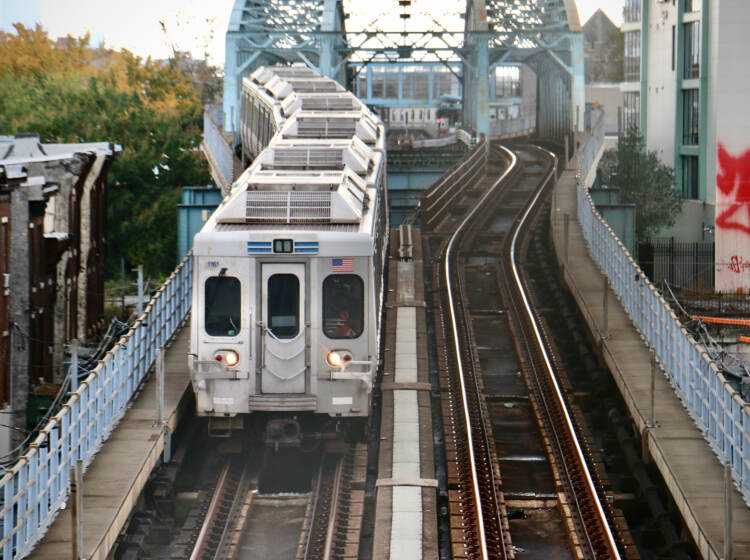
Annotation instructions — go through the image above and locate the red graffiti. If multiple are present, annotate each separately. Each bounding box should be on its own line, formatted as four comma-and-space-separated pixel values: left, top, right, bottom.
716, 143, 750, 234
728, 255, 750, 274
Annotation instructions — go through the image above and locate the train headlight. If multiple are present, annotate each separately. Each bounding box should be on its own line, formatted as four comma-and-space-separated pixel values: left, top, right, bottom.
224, 350, 240, 367
215, 350, 240, 367
327, 350, 352, 368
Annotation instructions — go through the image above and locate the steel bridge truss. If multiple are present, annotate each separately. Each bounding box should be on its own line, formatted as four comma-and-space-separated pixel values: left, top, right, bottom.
223, 0, 584, 139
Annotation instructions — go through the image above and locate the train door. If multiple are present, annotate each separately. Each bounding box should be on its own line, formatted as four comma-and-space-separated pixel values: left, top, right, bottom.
260, 263, 306, 394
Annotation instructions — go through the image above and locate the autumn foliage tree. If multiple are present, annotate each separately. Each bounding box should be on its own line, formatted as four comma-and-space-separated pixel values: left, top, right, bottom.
0, 24, 212, 275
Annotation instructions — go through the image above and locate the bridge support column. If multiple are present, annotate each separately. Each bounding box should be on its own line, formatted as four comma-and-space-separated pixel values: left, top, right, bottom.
319, 0, 346, 84
462, 38, 490, 137
570, 32, 585, 132
222, 33, 239, 134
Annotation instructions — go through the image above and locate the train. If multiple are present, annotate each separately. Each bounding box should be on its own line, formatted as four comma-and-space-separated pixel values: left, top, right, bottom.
189, 66, 388, 445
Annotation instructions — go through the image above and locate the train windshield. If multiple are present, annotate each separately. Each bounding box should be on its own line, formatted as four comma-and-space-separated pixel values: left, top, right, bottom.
323, 275, 364, 339
268, 274, 299, 338
205, 276, 241, 336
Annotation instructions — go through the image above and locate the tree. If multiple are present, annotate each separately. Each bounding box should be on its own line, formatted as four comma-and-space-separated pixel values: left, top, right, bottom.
0, 24, 212, 276
598, 127, 682, 239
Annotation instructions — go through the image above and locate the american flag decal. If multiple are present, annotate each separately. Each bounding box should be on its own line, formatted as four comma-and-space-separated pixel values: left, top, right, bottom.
331, 258, 354, 272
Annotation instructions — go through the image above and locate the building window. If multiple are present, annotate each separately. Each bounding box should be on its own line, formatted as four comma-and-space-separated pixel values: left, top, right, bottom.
682, 89, 699, 145
434, 69, 460, 98
623, 92, 640, 130
385, 74, 398, 98
357, 74, 367, 97
402, 71, 429, 99
671, 25, 676, 71
681, 155, 699, 199
372, 76, 385, 98
623, 0, 641, 23
494, 66, 521, 98
683, 22, 700, 79
685, 0, 700, 12
624, 31, 641, 82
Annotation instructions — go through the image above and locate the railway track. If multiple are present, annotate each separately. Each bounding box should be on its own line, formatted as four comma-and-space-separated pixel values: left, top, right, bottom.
425, 142, 624, 559
189, 456, 249, 560
185, 443, 365, 560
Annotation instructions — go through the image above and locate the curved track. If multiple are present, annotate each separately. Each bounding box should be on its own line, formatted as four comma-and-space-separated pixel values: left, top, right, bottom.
428, 143, 623, 559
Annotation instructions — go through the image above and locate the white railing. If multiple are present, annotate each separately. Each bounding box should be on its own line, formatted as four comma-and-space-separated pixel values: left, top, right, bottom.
0, 254, 193, 558
202, 106, 235, 195
456, 128, 473, 147
489, 115, 535, 138
578, 107, 604, 183
575, 130, 750, 506
410, 134, 459, 149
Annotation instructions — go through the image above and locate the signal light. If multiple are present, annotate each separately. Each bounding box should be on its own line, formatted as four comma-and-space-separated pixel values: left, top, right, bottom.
327, 350, 352, 368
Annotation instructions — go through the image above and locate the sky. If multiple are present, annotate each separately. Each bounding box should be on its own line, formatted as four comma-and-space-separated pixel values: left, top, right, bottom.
0, 0, 624, 65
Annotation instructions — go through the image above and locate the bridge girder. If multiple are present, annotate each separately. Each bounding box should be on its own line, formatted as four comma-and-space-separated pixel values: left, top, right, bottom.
223, 0, 347, 132
462, 0, 584, 138
222, 0, 583, 140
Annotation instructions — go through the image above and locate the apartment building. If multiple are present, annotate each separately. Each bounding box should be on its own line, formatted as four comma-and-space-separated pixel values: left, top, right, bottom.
621, 0, 750, 291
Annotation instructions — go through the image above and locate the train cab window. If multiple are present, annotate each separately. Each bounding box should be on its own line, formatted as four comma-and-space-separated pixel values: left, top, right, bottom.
205, 276, 241, 336
323, 275, 364, 339
268, 274, 299, 338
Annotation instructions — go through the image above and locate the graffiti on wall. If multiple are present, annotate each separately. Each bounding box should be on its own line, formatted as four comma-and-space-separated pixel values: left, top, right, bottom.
716, 143, 750, 289
716, 144, 750, 234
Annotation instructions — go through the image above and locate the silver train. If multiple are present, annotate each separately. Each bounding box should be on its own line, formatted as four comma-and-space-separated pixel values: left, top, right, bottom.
189, 66, 388, 443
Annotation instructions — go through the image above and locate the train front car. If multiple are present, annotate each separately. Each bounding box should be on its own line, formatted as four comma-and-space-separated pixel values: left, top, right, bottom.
189, 66, 387, 444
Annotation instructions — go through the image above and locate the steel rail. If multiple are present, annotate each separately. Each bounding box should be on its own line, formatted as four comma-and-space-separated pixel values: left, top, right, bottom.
190, 462, 231, 560
508, 147, 621, 559
302, 457, 326, 560
322, 456, 345, 560
443, 143, 517, 560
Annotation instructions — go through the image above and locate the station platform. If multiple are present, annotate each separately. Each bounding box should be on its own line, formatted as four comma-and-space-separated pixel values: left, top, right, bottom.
372, 228, 439, 560
551, 153, 750, 559
28, 327, 192, 560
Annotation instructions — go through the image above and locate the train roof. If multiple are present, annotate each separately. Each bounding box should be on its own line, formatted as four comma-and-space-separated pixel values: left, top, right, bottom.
249, 66, 345, 102
254, 137, 375, 175
281, 92, 363, 117
278, 112, 379, 144
203, 65, 386, 236
215, 168, 375, 225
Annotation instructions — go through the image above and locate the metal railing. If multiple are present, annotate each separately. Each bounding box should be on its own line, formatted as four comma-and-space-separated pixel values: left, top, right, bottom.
489, 115, 535, 138
1, 254, 193, 558
420, 137, 488, 229
575, 129, 750, 506
578, 108, 604, 183
410, 134, 460, 149
202, 106, 235, 195
456, 128, 473, 147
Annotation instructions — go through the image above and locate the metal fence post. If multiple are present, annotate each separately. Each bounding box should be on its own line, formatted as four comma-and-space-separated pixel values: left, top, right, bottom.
70, 339, 79, 393
156, 347, 165, 426
156, 346, 171, 462
71, 459, 83, 559
602, 277, 609, 340
725, 462, 733, 560
650, 347, 657, 428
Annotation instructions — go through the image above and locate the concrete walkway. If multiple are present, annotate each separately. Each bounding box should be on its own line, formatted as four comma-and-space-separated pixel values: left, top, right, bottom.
29, 327, 192, 560
550, 154, 750, 560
